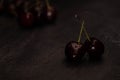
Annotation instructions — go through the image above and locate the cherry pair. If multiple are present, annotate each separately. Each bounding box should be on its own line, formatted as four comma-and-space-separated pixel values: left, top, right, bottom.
65, 20, 104, 62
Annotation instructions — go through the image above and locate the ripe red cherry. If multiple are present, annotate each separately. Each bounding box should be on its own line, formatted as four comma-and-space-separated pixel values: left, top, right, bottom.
19, 12, 34, 28
18, 1, 34, 28
65, 41, 86, 61
84, 37, 104, 60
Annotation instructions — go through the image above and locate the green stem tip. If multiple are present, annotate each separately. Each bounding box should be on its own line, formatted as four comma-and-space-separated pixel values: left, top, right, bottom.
77, 20, 84, 43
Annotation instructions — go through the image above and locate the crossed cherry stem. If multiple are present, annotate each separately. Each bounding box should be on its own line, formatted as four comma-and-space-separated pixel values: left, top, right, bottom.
77, 20, 91, 44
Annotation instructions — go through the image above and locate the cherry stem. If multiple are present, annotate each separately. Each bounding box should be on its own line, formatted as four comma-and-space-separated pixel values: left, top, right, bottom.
83, 26, 91, 41
77, 20, 84, 44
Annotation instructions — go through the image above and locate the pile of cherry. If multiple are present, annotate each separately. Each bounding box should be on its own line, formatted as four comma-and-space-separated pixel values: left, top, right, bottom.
65, 20, 105, 62
0, 0, 57, 28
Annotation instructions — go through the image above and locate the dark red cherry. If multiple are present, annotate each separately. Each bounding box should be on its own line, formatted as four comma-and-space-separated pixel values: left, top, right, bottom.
19, 12, 34, 28
44, 6, 57, 23
84, 37, 104, 60
65, 41, 86, 61
17, 1, 34, 28
32, 1, 45, 25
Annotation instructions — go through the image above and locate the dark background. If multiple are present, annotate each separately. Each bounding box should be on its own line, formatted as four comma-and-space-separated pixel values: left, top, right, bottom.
0, 0, 120, 80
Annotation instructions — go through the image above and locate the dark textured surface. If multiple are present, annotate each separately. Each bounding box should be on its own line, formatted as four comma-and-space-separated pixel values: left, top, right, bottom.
0, 0, 120, 80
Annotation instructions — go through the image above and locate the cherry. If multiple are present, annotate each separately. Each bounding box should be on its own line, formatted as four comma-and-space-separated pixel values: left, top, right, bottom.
65, 20, 86, 62
44, 6, 57, 23
19, 12, 34, 28
44, 0, 57, 24
18, 1, 34, 28
84, 37, 104, 60
32, 0, 45, 25
65, 41, 86, 61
